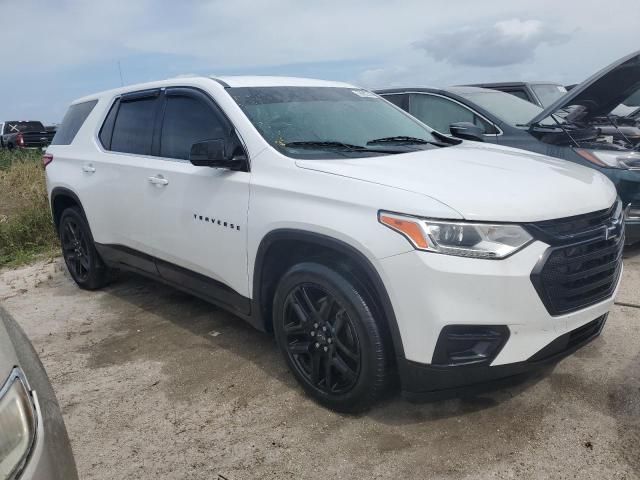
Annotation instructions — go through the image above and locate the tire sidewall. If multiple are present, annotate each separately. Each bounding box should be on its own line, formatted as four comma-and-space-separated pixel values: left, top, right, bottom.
273, 262, 386, 412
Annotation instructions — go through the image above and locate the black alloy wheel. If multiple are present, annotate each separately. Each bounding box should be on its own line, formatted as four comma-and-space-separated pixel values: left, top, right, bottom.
283, 283, 361, 395
273, 262, 389, 412
58, 207, 109, 290
61, 216, 91, 282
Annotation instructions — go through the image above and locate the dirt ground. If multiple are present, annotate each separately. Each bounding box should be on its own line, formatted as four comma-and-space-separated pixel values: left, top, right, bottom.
1, 246, 639, 480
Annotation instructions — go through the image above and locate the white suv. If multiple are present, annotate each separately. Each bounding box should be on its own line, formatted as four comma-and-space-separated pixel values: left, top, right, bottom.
45, 76, 624, 411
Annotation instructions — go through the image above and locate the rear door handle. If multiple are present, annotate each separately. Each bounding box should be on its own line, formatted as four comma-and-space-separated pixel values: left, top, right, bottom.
82, 164, 96, 173
148, 175, 169, 186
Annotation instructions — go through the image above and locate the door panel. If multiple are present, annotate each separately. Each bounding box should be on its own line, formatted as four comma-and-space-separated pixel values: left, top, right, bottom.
146, 160, 250, 303
82, 92, 162, 273
144, 88, 251, 305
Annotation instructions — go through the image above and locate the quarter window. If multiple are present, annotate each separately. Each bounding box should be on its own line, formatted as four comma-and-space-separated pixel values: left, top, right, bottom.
502, 89, 531, 103
159, 94, 227, 160
110, 96, 160, 156
52, 100, 98, 145
409, 94, 498, 135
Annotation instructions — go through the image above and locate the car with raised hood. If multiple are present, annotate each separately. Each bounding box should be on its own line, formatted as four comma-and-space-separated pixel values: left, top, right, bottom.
377, 50, 640, 244
0, 305, 78, 480
45, 75, 623, 411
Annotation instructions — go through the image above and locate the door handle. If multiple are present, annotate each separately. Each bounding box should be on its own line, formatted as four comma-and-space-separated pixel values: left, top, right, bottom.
82, 165, 96, 173
148, 175, 169, 186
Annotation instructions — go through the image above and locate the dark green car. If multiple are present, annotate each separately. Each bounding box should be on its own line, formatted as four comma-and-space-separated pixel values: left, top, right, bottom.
377, 50, 640, 243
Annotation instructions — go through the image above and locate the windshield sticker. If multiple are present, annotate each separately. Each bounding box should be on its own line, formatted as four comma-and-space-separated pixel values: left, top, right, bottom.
351, 89, 378, 98
558, 86, 567, 93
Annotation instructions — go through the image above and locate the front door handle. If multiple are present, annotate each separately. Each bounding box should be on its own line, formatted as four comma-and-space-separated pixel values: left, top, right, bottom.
148, 175, 169, 186
82, 165, 96, 174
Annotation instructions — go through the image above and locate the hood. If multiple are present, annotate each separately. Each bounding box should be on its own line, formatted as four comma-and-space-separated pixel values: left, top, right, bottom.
528, 50, 640, 126
296, 143, 617, 222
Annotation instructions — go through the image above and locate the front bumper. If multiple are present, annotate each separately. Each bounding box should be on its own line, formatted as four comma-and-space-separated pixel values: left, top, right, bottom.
399, 315, 606, 401
377, 239, 621, 397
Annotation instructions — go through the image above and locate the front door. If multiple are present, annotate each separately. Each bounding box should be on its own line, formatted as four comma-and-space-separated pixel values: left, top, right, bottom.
144, 87, 251, 313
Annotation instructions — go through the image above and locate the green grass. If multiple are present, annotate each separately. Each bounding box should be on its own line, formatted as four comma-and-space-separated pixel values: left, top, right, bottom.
0, 149, 59, 267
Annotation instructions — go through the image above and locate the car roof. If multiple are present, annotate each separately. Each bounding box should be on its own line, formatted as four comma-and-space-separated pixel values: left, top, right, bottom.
464, 81, 562, 88
376, 86, 497, 95
213, 75, 353, 88
71, 75, 356, 104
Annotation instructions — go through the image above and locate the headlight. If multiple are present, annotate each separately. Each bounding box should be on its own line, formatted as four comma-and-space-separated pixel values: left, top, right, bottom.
379, 212, 533, 259
0, 369, 36, 480
576, 148, 640, 169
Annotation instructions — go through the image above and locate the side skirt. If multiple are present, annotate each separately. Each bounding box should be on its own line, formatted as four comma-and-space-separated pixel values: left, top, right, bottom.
94, 243, 259, 329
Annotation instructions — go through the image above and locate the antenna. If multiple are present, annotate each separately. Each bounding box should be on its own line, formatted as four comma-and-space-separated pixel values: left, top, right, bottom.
117, 61, 124, 86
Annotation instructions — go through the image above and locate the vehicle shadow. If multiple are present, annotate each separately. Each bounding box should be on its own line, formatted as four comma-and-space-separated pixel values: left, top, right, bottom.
93, 271, 299, 391
97, 271, 554, 420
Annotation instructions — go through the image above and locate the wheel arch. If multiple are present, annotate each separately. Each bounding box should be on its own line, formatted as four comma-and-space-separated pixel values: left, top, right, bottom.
50, 187, 87, 233
252, 229, 405, 361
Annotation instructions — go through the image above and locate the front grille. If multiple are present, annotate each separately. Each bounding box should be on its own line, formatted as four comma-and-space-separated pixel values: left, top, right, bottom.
529, 201, 624, 316
526, 201, 621, 243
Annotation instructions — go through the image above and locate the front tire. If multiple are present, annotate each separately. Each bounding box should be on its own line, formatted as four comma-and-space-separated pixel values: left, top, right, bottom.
273, 262, 389, 412
59, 207, 109, 290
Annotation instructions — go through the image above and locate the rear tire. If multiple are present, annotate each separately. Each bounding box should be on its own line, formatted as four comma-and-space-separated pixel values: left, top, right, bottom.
59, 207, 110, 290
273, 262, 389, 412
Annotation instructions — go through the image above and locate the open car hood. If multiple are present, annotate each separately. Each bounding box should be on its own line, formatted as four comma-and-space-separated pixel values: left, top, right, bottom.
528, 50, 640, 126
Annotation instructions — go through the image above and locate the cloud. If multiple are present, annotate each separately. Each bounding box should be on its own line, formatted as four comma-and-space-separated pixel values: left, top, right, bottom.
415, 19, 570, 67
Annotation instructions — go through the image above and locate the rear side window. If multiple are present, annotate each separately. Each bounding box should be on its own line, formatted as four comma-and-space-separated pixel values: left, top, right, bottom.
159, 94, 227, 160
51, 100, 98, 145
110, 96, 160, 156
4, 121, 45, 134
503, 89, 530, 102
382, 94, 408, 109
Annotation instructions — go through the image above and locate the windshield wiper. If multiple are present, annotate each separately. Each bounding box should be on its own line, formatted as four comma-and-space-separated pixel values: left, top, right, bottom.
284, 141, 366, 150
366, 136, 430, 145
284, 140, 404, 154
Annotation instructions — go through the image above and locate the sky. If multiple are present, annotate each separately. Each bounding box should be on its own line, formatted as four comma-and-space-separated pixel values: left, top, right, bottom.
1, 0, 639, 123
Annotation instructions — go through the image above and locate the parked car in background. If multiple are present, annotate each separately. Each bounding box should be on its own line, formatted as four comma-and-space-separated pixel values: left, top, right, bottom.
377, 50, 640, 244
466, 81, 568, 108
0, 305, 78, 479
45, 75, 621, 411
0, 121, 55, 149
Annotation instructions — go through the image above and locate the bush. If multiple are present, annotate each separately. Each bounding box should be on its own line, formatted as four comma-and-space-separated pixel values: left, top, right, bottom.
0, 149, 58, 266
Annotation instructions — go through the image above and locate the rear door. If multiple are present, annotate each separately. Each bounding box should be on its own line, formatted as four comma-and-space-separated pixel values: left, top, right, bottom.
144, 87, 251, 311
87, 90, 163, 273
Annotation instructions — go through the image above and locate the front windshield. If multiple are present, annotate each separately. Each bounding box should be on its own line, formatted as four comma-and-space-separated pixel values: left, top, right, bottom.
228, 86, 438, 159
455, 90, 545, 126
531, 84, 567, 108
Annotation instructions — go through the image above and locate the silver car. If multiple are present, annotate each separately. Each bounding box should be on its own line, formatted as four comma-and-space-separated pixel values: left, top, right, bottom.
0, 305, 78, 480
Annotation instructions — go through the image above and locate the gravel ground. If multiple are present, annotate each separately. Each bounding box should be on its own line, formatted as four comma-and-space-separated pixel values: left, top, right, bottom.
1, 246, 639, 480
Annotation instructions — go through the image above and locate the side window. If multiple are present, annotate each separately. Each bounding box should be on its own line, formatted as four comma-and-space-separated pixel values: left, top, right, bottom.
503, 89, 531, 103
110, 96, 160, 155
98, 99, 120, 149
382, 94, 408, 110
159, 93, 227, 160
409, 94, 497, 135
51, 100, 98, 145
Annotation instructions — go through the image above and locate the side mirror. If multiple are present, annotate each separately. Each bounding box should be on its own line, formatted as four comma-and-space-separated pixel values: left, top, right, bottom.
189, 139, 247, 170
449, 122, 485, 142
